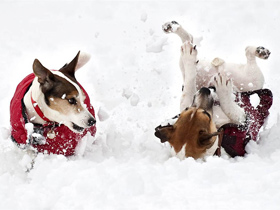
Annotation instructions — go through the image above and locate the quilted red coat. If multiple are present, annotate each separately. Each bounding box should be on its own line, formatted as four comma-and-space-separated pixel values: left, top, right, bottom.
220, 89, 273, 157
10, 73, 96, 156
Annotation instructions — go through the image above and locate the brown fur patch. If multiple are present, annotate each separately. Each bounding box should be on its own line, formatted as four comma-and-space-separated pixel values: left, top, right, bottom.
165, 107, 218, 159
45, 75, 85, 114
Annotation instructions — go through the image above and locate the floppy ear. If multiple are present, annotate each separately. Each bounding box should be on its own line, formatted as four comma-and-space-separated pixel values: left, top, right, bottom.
33, 59, 55, 93
155, 125, 174, 143
59, 51, 80, 78
198, 131, 220, 147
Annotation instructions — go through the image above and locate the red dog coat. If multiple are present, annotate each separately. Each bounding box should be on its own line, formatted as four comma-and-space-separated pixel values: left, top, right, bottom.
219, 89, 273, 157
10, 73, 96, 156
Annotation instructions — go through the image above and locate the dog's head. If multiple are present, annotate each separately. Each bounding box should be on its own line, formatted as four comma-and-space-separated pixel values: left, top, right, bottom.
155, 87, 219, 159
33, 51, 96, 133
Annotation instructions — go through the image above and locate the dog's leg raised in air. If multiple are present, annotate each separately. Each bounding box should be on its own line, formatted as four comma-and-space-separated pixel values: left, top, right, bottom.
180, 42, 197, 111
163, 21, 194, 86
214, 74, 246, 124
162, 21, 193, 43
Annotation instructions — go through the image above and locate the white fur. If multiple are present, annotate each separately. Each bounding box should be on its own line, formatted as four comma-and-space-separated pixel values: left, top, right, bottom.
171, 144, 187, 160
164, 22, 267, 93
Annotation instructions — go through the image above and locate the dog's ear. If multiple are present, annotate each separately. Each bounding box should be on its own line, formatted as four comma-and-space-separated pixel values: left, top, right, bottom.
155, 125, 174, 143
59, 51, 80, 78
33, 59, 55, 93
198, 131, 220, 147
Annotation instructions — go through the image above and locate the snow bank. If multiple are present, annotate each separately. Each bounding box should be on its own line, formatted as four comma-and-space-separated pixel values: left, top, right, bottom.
1, 1, 280, 209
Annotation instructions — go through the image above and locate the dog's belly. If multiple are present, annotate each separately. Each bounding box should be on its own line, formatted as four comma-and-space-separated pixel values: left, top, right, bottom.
196, 61, 218, 89
195, 60, 264, 92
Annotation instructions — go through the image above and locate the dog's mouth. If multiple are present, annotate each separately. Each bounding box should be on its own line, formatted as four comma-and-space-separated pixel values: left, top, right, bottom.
72, 122, 85, 133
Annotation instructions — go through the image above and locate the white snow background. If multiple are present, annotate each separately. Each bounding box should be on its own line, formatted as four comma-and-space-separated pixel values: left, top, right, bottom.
1, 1, 280, 209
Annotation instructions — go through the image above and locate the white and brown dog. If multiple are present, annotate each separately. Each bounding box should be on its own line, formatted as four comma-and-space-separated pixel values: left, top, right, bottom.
10, 52, 96, 156
155, 21, 271, 160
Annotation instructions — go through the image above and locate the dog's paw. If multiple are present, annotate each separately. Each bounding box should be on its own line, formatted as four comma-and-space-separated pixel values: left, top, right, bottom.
162, 21, 180, 33
31, 133, 46, 145
181, 42, 197, 63
256, 46, 271, 59
214, 74, 233, 98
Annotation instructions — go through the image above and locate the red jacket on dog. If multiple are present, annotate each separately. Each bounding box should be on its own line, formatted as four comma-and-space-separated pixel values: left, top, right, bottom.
10, 73, 96, 156
220, 89, 273, 157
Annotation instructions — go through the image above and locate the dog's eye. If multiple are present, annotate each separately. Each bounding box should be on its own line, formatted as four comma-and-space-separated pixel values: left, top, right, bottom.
68, 98, 77, 105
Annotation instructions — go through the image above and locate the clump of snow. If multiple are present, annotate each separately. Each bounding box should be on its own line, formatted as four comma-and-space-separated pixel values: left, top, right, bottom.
140, 12, 147, 22
122, 87, 133, 99
97, 106, 109, 121
146, 35, 168, 53
130, 93, 140, 106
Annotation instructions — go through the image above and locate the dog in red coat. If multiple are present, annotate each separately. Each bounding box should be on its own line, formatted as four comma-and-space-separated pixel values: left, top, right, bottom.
155, 22, 272, 159
10, 52, 96, 156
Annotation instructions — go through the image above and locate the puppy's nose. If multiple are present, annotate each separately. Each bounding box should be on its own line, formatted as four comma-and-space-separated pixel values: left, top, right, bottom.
88, 117, 96, 126
199, 87, 210, 95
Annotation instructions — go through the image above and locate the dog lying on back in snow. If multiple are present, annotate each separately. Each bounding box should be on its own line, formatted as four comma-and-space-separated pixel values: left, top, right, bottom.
155, 21, 273, 159
10, 52, 96, 156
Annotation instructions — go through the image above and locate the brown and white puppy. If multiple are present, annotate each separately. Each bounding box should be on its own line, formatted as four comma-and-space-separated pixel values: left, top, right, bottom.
155, 42, 246, 159
23, 52, 95, 139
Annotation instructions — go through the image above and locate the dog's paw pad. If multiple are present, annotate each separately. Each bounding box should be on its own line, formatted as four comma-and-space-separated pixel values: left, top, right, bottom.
162, 21, 180, 33
256, 46, 271, 59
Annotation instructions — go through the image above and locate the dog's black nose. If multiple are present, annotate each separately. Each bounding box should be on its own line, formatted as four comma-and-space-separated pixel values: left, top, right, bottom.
88, 117, 96, 126
199, 87, 211, 95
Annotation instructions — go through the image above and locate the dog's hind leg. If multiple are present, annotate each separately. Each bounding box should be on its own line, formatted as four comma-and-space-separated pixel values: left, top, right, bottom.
162, 21, 193, 43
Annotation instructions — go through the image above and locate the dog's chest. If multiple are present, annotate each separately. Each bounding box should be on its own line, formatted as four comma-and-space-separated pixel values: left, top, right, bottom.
212, 105, 230, 128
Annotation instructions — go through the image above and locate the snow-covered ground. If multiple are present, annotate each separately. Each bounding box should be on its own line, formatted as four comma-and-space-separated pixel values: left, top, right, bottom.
1, 1, 280, 209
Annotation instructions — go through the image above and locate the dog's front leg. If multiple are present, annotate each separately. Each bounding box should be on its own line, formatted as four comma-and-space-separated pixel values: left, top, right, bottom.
180, 42, 197, 111
214, 75, 246, 124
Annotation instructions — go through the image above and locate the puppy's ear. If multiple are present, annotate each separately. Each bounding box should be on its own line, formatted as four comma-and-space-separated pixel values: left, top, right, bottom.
155, 125, 174, 143
59, 51, 80, 78
198, 131, 220, 148
33, 59, 55, 93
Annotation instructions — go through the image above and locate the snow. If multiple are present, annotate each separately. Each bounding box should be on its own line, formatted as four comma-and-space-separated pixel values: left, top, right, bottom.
1, 1, 280, 209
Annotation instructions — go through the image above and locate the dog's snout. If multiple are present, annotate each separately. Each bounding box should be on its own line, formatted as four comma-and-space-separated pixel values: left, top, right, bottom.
199, 87, 211, 95
88, 117, 96, 126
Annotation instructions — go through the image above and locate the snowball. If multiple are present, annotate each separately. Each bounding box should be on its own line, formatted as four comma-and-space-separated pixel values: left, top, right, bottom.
140, 12, 147, 22
97, 107, 110, 121
130, 93, 140, 106
248, 82, 253, 87
25, 123, 34, 136
122, 88, 133, 99
0, 127, 10, 140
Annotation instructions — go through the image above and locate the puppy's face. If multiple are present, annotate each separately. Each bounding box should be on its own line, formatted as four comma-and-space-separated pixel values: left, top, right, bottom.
33, 52, 96, 133
155, 87, 219, 159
